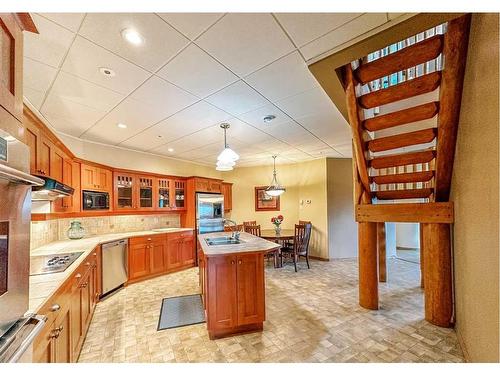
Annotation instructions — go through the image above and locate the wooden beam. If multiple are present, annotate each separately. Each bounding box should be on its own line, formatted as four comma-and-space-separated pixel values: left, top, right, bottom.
370, 170, 434, 185
369, 150, 436, 169
344, 64, 372, 196
367, 128, 437, 152
419, 223, 425, 289
359, 222, 378, 309
422, 223, 453, 327
363, 102, 439, 132
14, 13, 38, 33
373, 188, 433, 200
359, 71, 441, 109
434, 14, 472, 202
355, 202, 454, 223
355, 35, 444, 84
377, 223, 386, 282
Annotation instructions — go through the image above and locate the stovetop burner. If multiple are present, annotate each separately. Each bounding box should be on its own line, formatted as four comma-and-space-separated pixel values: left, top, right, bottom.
30, 252, 84, 276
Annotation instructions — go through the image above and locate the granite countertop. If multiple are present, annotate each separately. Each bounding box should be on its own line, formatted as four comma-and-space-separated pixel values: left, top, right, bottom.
29, 227, 193, 314
198, 231, 280, 257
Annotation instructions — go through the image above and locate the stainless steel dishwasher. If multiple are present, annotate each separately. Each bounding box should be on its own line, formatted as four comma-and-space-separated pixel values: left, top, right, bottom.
101, 239, 128, 296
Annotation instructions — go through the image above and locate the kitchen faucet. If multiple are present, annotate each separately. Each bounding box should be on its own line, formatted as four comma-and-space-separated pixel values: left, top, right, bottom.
223, 218, 240, 240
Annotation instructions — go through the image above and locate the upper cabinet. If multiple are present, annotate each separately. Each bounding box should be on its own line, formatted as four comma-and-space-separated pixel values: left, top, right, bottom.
156, 178, 186, 211
137, 174, 155, 211
114, 172, 136, 211
221, 182, 233, 211
81, 163, 112, 193
193, 177, 222, 194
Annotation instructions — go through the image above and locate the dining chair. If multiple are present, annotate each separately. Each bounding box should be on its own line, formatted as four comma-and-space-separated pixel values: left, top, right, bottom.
299, 220, 312, 225
244, 224, 261, 237
280, 223, 312, 272
224, 224, 243, 232
243, 221, 257, 230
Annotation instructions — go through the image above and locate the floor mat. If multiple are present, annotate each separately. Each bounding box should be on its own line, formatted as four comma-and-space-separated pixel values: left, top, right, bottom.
157, 294, 206, 330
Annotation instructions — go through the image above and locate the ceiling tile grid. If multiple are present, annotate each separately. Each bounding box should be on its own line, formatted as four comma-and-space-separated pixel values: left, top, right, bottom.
23, 12, 413, 167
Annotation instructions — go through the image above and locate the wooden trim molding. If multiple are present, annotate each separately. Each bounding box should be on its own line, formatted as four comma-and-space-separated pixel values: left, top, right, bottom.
14, 13, 38, 33
355, 202, 454, 223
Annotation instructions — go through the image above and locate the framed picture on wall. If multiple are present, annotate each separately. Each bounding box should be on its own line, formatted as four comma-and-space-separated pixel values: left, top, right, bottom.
254, 186, 280, 211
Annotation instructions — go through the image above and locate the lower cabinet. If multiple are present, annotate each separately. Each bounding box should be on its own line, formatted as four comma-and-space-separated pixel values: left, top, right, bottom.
203, 252, 265, 339
128, 231, 195, 283
34, 248, 100, 363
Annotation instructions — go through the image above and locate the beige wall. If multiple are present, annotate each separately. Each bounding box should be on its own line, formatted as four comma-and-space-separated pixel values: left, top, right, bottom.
58, 133, 222, 179
451, 13, 499, 362
326, 158, 358, 259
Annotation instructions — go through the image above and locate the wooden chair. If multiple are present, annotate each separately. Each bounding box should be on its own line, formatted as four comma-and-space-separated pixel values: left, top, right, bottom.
244, 224, 261, 237
280, 223, 312, 272
299, 220, 311, 225
224, 224, 243, 232
243, 221, 256, 231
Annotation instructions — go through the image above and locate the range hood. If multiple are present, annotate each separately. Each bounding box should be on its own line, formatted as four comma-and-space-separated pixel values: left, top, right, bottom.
31, 176, 74, 201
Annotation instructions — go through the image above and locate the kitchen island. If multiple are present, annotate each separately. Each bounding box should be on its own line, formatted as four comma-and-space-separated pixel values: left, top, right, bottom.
197, 231, 280, 339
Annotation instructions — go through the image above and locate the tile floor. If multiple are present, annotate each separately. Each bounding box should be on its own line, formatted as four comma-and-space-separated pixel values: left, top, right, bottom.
78, 258, 464, 363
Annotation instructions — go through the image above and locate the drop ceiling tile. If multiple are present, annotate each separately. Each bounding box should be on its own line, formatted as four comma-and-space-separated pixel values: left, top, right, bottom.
24, 14, 75, 68
222, 118, 272, 145
78, 13, 189, 71
237, 104, 292, 130
275, 87, 334, 118
245, 52, 319, 102
38, 13, 86, 32
205, 81, 268, 116
300, 13, 388, 61
41, 93, 105, 136
265, 121, 319, 147
295, 109, 349, 143
196, 13, 295, 76
157, 44, 238, 97
49, 71, 125, 111
254, 138, 291, 154
23, 58, 58, 94
157, 13, 224, 40
130, 76, 198, 115
82, 96, 172, 144
61, 36, 151, 95
23, 87, 45, 109
332, 143, 353, 157
274, 13, 361, 47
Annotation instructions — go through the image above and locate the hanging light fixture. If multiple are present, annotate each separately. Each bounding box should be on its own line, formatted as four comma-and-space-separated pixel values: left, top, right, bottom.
266, 155, 286, 196
216, 123, 239, 171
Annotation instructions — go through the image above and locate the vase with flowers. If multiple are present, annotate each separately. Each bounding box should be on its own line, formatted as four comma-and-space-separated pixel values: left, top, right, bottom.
271, 215, 284, 235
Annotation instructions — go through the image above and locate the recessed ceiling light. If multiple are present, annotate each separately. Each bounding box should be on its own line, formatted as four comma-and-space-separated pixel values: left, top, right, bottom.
167, 148, 174, 153
99, 67, 116, 77
263, 115, 276, 123
117, 123, 127, 129
121, 28, 144, 45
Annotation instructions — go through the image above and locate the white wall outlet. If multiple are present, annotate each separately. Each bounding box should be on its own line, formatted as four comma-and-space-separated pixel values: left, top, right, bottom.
306, 199, 312, 204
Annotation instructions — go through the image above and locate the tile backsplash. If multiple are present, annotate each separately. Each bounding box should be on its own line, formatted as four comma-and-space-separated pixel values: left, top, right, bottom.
31, 214, 181, 251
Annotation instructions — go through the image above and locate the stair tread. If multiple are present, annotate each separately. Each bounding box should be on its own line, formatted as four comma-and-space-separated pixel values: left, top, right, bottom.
370, 170, 434, 184
373, 188, 433, 200
363, 102, 439, 132
367, 128, 437, 153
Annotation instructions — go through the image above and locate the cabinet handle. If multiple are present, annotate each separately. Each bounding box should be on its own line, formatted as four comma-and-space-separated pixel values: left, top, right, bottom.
147, 238, 152, 241
75, 273, 81, 279
231, 260, 235, 265
50, 331, 58, 339
58, 325, 63, 332
85, 262, 91, 266
238, 260, 242, 265
80, 282, 88, 288
50, 304, 60, 312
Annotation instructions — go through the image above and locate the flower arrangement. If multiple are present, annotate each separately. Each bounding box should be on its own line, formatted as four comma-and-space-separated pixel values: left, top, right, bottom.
271, 215, 284, 234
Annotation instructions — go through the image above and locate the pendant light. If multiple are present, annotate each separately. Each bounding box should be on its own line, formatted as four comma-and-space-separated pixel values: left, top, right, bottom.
266, 155, 286, 196
216, 123, 239, 171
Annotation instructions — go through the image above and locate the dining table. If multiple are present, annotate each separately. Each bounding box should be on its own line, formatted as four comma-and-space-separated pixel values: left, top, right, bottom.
259, 229, 295, 268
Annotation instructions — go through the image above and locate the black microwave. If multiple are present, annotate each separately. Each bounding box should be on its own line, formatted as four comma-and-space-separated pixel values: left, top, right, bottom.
82, 190, 109, 210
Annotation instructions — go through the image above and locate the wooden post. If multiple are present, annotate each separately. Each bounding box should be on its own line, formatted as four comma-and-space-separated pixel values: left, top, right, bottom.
358, 221, 378, 309
419, 223, 424, 289
421, 223, 453, 327
377, 222, 386, 282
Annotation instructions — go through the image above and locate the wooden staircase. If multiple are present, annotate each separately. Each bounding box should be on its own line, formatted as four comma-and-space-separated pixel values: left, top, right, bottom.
310, 14, 472, 328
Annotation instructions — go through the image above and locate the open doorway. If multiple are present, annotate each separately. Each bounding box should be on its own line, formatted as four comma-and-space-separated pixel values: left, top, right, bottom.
385, 222, 420, 265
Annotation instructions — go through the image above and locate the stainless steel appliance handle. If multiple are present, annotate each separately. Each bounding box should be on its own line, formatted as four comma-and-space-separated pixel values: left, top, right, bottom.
0, 314, 46, 363
0, 163, 44, 186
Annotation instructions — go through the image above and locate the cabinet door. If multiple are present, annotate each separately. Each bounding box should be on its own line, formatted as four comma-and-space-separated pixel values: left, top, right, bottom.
137, 175, 155, 210
195, 178, 209, 192
222, 183, 232, 211
70, 278, 82, 357
181, 236, 195, 265
157, 178, 171, 209
80, 270, 92, 335
89, 258, 98, 312
39, 136, 52, 177
71, 161, 81, 212
25, 125, 39, 174
166, 236, 182, 269
209, 180, 221, 193
97, 167, 112, 192
150, 239, 166, 274
115, 172, 136, 210
81, 164, 97, 191
53, 305, 71, 363
171, 180, 186, 209
129, 242, 150, 279
54, 158, 73, 212
206, 255, 238, 330
236, 253, 265, 326
33, 322, 56, 363
50, 148, 64, 182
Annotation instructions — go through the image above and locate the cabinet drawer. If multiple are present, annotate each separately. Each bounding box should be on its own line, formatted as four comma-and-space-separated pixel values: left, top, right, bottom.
129, 234, 164, 246
37, 281, 71, 328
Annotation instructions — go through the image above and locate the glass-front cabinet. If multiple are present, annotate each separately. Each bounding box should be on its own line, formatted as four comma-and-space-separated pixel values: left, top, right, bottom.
114, 172, 135, 210
157, 178, 171, 209
173, 180, 185, 210
138, 175, 154, 210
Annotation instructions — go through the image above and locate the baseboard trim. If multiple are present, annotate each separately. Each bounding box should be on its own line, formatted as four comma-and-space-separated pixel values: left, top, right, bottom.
309, 255, 329, 261
455, 328, 471, 362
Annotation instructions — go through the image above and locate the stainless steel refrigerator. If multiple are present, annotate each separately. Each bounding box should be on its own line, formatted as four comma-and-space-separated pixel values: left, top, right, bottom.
196, 193, 224, 235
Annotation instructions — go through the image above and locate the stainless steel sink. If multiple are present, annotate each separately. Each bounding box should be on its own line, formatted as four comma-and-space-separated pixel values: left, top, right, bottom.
205, 236, 243, 246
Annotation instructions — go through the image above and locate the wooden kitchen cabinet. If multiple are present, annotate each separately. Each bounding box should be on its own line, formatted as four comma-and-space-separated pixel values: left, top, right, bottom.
203, 252, 265, 339
50, 147, 65, 182
137, 174, 155, 210
53, 157, 75, 213
128, 237, 151, 280
193, 177, 222, 193
150, 235, 167, 275
171, 179, 186, 210
221, 182, 233, 211
81, 163, 112, 192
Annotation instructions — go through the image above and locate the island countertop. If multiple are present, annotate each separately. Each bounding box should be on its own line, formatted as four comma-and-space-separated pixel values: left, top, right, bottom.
197, 231, 280, 256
